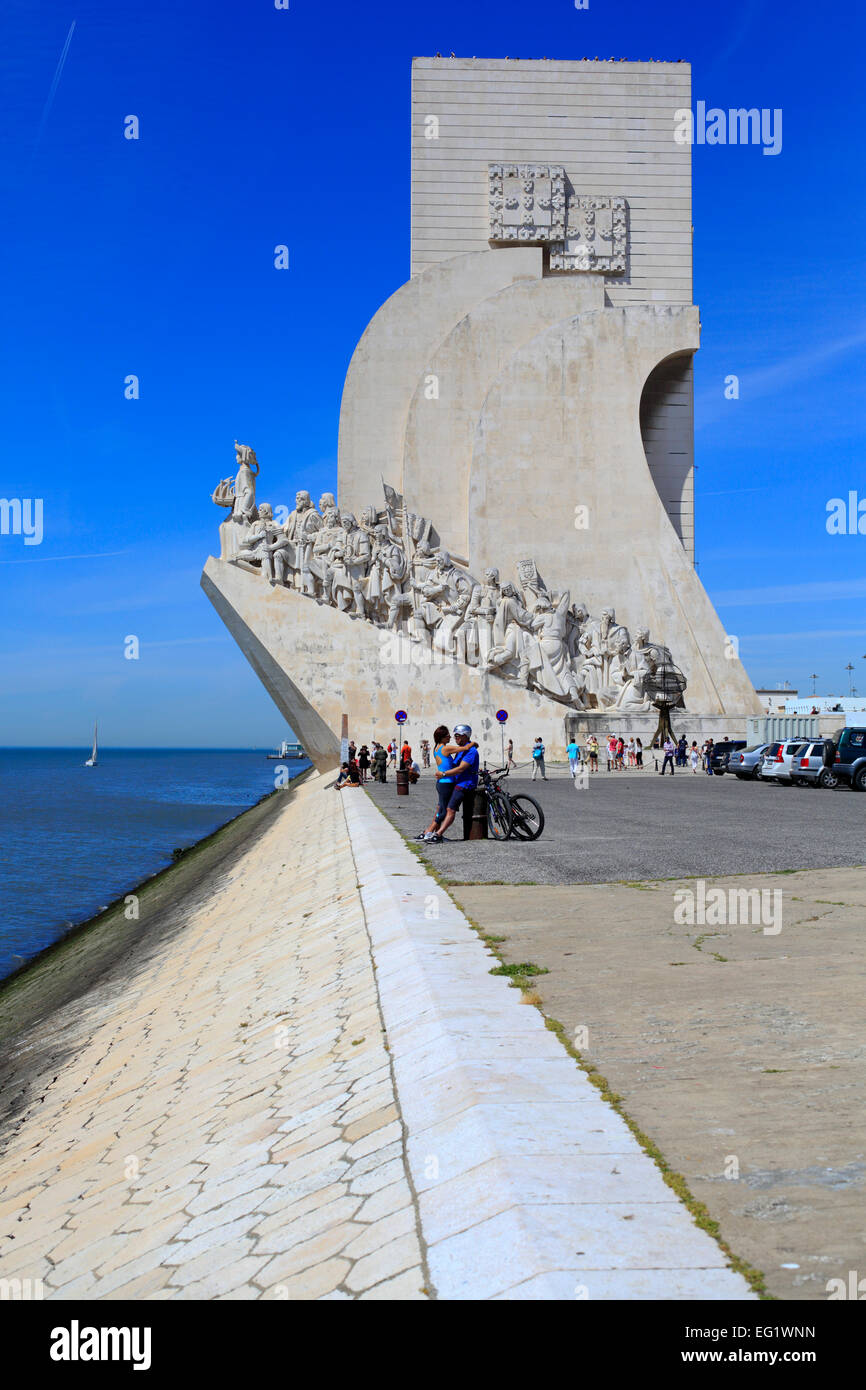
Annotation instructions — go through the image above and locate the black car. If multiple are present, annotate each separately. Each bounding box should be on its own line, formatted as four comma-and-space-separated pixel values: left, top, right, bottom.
824, 727, 866, 791
709, 740, 748, 775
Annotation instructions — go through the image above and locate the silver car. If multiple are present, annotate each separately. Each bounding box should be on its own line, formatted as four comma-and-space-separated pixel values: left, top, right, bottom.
726, 743, 773, 780
790, 741, 839, 789
761, 740, 810, 784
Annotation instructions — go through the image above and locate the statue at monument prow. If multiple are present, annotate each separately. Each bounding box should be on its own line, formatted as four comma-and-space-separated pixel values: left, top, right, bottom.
210, 446, 686, 716
211, 442, 261, 556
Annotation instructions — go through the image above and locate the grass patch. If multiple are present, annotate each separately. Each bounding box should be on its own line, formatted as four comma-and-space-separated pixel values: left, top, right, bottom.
489, 961, 550, 989
489, 961, 549, 978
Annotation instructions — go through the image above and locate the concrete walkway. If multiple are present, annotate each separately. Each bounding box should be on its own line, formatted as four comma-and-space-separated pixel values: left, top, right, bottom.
452, 869, 866, 1300
0, 776, 753, 1299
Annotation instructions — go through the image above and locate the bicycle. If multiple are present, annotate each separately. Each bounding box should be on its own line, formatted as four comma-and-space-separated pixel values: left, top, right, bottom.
478, 765, 546, 841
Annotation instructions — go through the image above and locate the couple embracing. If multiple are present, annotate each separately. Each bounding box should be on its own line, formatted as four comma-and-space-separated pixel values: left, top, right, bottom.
417, 724, 479, 843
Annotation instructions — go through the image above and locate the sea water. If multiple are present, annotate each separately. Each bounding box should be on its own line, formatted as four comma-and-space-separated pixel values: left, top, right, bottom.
0, 748, 310, 980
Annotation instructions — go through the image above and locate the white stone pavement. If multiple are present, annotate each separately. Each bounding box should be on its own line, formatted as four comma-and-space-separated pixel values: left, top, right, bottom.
0, 776, 753, 1299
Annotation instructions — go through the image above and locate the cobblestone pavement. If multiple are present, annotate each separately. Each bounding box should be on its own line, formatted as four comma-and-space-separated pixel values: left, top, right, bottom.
0, 775, 428, 1301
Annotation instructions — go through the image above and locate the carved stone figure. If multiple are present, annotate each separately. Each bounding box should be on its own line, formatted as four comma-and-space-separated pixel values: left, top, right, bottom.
410, 550, 463, 646
433, 583, 473, 663
516, 557, 548, 613
283, 490, 322, 596
486, 583, 535, 686
366, 525, 408, 628
468, 568, 501, 666
310, 505, 344, 601
339, 512, 372, 617
237, 502, 277, 580
565, 601, 590, 663
612, 627, 664, 712
327, 546, 355, 612
528, 590, 585, 705
579, 607, 628, 705
231, 443, 259, 523
211, 443, 261, 559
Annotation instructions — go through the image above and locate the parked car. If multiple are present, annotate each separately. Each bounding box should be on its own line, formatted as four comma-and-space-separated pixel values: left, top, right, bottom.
824, 726, 866, 792
790, 741, 839, 788
726, 743, 774, 780
761, 740, 810, 784
709, 740, 747, 775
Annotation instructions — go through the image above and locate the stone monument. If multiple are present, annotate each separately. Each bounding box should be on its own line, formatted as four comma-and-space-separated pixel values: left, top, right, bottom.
203, 57, 762, 771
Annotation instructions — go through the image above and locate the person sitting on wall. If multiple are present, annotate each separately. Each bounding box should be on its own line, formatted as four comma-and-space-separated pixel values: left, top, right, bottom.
335, 761, 361, 790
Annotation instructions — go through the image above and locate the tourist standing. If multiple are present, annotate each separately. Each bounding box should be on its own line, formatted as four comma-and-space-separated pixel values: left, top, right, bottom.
372, 744, 388, 782
615, 736, 625, 770
635, 736, 643, 769
506, 738, 515, 769
690, 741, 700, 773
531, 737, 547, 781
660, 734, 676, 775
704, 738, 715, 775
388, 740, 397, 768
358, 744, 370, 783
420, 739, 430, 769
401, 739, 412, 768
566, 735, 580, 779
587, 735, 599, 772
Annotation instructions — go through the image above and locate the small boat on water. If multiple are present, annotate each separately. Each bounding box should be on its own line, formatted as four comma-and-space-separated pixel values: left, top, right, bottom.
266, 739, 305, 760
85, 721, 98, 767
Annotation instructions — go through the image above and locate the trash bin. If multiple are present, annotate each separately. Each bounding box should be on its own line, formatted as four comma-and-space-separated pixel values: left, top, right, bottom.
467, 788, 488, 839
395, 768, 409, 796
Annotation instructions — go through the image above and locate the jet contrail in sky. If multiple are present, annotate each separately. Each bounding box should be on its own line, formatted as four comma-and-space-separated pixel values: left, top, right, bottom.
34, 19, 77, 152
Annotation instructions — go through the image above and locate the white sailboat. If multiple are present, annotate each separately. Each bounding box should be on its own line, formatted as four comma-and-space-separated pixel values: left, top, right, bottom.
85, 721, 98, 767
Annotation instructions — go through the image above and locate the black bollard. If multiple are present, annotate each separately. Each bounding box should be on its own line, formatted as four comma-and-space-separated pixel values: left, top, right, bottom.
467, 788, 488, 839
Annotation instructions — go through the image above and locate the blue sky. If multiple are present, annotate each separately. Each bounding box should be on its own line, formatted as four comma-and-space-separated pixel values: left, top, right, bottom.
1, 0, 864, 746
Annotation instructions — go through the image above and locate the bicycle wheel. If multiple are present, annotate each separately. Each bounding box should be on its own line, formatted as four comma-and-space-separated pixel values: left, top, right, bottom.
487, 789, 513, 840
508, 794, 545, 841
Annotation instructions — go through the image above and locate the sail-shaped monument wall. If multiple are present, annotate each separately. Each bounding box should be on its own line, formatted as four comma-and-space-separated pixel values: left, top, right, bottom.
203, 57, 761, 771
337, 56, 761, 722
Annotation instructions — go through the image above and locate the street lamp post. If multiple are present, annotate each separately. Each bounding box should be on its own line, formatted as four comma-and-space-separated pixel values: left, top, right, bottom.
845, 663, 855, 696
810, 673, 819, 696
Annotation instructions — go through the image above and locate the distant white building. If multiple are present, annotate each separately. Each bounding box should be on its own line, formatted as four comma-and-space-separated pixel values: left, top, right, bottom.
756, 685, 797, 715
